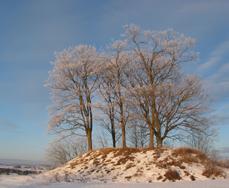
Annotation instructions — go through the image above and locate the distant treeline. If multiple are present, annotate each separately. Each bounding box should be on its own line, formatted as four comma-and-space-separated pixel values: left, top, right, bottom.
0, 167, 42, 175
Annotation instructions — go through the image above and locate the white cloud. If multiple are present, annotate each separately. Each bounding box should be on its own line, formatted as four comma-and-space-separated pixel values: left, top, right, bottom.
199, 41, 229, 71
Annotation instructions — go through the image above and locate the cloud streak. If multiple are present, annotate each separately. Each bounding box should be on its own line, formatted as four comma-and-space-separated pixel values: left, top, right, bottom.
0, 118, 18, 132
196, 40, 229, 102
199, 41, 229, 71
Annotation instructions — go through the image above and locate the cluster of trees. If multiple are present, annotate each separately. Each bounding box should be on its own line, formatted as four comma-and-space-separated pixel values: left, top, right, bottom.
46, 25, 210, 152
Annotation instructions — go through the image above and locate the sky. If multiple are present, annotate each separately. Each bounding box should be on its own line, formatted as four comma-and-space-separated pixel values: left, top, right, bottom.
0, 0, 229, 161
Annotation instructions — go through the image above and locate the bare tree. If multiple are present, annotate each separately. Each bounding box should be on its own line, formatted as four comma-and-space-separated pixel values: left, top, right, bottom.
154, 75, 207, 146
98, 117, 122, 148
46, 45, 101, 151
46, 137, 87, 166
100, 41, 130, 148
45, 25, 210, 152
98, 66, 119, 147
186, 125, 217, 154
128, 121, 148, 148
124, 24, 198, 148
95, 131, 109, 149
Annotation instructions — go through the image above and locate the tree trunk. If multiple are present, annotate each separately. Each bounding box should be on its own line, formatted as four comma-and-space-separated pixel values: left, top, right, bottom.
86, 128, 93, 151
155, 111, 162, 148
112, 131, 116, 148
149, 126, 154, 148
121, 124, 126, 148
149, 100, 155, 149
119, 98, 126, 148
133, 125, 138, 148
156, 135, 163, 147
111, 119, 116, 148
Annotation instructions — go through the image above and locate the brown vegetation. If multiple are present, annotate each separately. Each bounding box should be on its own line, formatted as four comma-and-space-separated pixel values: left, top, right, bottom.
172, 147, 208, 162
164, 169, 181, 181
156, 156, 184, 169
190, 175, 196, 181
202, 164, 225, 178
215, 159, 229, 169
50, 147, 228, 183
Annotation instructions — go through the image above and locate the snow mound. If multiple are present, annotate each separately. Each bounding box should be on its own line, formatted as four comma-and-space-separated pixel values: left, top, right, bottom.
42, 147, 228, 183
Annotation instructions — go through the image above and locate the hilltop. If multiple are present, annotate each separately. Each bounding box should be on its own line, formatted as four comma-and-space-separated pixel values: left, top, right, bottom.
42, 147, 228, 183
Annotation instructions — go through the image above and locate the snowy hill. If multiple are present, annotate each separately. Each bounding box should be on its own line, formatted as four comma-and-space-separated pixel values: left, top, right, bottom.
42, 147, 228, 183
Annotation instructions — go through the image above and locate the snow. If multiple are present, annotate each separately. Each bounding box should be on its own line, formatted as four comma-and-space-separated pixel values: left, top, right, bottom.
0, 175, 33, 188
1, 148, 228, 188
0, 175, 229, 188
27, 180, 229, 188
39, 148, 227, 183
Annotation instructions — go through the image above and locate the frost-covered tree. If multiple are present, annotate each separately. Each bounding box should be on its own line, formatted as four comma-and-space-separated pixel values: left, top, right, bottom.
46, 45, 101, 151
99, 41, 130, 148
154, 75, 207, 146
98, 70, 119, 147
124, 24, 200, 148
45, 24, 209, 151
128, 121, 148, 148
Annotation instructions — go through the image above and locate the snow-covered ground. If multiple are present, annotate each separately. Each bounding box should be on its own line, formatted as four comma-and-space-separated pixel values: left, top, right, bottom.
0, 175, 34, 188
41, 148, 228, 183
1, 148, 228, 188
0, 175, 229, 188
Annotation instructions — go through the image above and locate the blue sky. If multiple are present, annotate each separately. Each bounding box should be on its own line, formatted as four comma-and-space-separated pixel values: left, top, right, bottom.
0, 0, 229, 161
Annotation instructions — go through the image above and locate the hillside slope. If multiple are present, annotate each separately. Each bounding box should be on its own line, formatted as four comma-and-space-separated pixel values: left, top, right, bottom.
43, 148, 228, 183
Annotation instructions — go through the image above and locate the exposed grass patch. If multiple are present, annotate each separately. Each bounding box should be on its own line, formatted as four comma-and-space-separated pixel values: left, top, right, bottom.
190, 175, 196, 181
215, 159, 229, 169
156, 156, 184, 169
125, 176, 132, 180
164, 169, 181, 181
157, 175, 163, 180
202, 164, 225, 178
172, 147, 208, 163
125, 163, 136, 170
116, 156, 135, 165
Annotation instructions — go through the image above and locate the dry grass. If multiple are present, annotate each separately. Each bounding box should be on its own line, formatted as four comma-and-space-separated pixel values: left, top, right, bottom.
116, 156, 135, 165
164, 169, 181, 181
172, 147, 227, 179
156, 148, 200, 169
172, 147, 208, 164
155, 155, 186, 169
202, 164, 226, 178
125, 176, 132, 180
184, 170, 190, 176
98, 147, 143, 156
50, 147, 228, 183
69, 147, 149, 169
92, 158, 100, 166
173, 147, 208, 160
157, 175, 163, 180
190, 175, 196, 181
215, 159, 229, 169
125, 163, 136, 170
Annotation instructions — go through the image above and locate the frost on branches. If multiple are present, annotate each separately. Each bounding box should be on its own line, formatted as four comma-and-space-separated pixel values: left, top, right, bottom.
46, 25, 210, 151
124, 24, 204, 148
46, 45, 101, 151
